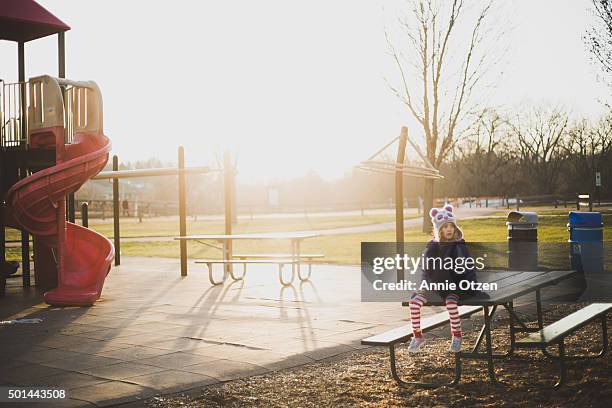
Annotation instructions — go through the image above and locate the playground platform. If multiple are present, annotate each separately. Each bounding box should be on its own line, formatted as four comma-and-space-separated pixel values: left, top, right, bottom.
0, 257, 423, 407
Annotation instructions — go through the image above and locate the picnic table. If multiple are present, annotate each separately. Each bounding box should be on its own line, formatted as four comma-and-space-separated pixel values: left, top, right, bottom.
374, 269, 581, 387
174, 232, 320, 285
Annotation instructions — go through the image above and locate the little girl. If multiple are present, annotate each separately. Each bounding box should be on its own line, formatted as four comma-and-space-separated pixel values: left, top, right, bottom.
408, 204, 484, 353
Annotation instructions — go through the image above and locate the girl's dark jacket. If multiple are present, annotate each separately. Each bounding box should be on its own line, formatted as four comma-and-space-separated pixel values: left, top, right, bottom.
419, 239, 479, 299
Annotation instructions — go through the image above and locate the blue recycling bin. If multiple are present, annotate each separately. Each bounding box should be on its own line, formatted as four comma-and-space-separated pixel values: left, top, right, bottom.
568, 211, 604, 274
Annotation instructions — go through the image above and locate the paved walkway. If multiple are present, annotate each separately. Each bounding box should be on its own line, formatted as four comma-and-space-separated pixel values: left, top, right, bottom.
0, 252, 555, 407
1, 258, 414, 407
301, 206, 497, 235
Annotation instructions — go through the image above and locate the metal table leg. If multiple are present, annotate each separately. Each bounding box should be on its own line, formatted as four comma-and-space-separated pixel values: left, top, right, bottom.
483, 305, 497, 383
278, 263, 295, 286
222, 239, 232, 281
536, 289, 543, 329
229, 262, 246, 281
472, 305, 497, 353
207, 262, 226, 285
468, 305, 511, 358
507, 301, 516, 356
554, 341, 566, 389
292, 239, 309, 281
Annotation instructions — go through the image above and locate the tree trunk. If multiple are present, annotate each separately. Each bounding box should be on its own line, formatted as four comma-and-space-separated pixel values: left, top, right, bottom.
422, 178, 434, 233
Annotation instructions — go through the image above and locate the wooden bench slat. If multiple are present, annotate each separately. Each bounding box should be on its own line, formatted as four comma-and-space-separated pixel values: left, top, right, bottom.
195, 259, 297, 264
361, 306, 483, 346
516, 303, 612, 346
233, 253, 324, 259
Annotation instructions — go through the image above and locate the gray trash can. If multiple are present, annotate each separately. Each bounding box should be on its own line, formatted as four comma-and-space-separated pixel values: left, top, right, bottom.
506, 211, 538, 271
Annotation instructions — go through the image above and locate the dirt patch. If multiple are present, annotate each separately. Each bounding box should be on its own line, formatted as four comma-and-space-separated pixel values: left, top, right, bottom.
139, 304, 612, 407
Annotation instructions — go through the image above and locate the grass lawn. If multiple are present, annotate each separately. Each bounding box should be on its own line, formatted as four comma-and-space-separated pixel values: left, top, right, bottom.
3, 212, 410, 241
110, 214, 612, 265
5, 213, 611, 265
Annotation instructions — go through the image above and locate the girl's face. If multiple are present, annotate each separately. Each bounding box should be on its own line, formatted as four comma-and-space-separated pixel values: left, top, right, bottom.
440, 222, 456, 241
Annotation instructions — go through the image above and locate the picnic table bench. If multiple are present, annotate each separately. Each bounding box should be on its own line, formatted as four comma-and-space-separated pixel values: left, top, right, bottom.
515, 303, 611, 388
174, 232, 321, 286
233, 253, 324, 281
362, 269, 601, 388
362, 305, 483, 387
196, 259, 298, 285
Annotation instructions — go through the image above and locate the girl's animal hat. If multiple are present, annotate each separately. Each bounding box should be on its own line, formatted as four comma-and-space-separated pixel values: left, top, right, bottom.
429, 204, 463, 240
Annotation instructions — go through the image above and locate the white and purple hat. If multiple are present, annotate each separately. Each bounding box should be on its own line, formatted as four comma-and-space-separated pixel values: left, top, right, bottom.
429, 204, 463, 241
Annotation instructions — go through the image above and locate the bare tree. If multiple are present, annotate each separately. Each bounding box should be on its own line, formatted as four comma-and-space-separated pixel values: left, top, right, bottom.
451, 109, 515, 197
562, 115, 612, 196
386, 0, 502, 231
586, 0, 612, 82
509, 108, 569, 196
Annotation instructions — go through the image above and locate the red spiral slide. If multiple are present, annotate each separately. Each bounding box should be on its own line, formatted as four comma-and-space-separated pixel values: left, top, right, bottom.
4, 128, 114, 306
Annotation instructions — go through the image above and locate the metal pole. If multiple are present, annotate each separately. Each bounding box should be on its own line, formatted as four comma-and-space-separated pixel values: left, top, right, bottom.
1, 129, 5, 294
113, 155, 120, 266
178, 146, 187, 276
17, 43, 31, 288
0, 193, 5, 291
232, 161, 237, 225
67, 195, 75, 222
395, 128, 408, 281
20, 170, 30, 288
81, 202, 89, 228
224, 151, 233, 274
58, 32, 66, 78
576, 193, 580, 210
58, 32, 76, 222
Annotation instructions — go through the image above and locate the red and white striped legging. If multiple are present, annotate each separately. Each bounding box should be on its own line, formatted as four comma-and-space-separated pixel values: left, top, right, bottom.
409, 292, 462, 338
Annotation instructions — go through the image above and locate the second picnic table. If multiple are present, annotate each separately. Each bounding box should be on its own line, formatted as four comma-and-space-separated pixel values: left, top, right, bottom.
174, 232, 321, 285
391, 269, 579, 387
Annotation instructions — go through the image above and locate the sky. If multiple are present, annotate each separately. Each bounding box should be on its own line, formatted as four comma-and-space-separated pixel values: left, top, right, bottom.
0, 0, 608, 183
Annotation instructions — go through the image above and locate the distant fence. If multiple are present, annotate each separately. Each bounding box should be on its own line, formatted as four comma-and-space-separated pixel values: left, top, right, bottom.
73, 199, 408, 220
74, 193, 610, 222
74, 199, 179, 220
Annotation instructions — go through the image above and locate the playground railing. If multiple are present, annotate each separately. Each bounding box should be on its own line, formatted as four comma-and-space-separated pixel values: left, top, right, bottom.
0, 81, 28, 148
1, 76, 101, 149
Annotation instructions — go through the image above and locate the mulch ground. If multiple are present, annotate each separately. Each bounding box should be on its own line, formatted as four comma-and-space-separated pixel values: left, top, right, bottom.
138, 304, 612, 408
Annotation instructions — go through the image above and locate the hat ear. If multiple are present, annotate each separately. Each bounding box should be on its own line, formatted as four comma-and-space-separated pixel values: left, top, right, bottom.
429, 208, 439, 218
444, 204, 454, 213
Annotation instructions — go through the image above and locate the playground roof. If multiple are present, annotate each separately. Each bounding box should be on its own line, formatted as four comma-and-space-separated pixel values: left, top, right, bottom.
0, 0, 70, 42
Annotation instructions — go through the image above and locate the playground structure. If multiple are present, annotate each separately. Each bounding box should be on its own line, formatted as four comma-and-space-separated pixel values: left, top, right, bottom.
0, 1, 114, 305
0, 2, 226, 300
1, 1, 70, 292
357, 127, 443, 239
0, 1, 115, 306
2, 76, 114, 306
0, 1, 221, 304
357, 127, 443, 279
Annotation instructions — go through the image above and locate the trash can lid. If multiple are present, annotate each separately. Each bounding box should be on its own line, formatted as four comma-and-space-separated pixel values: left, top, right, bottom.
568, 211, 603, 228
506, 211, 538, 225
